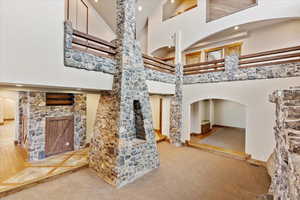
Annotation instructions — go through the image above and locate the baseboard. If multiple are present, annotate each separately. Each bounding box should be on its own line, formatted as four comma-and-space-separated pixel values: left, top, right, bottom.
212, 124, 245, 129
247, 158, 267, 168
4, 118, 15, 121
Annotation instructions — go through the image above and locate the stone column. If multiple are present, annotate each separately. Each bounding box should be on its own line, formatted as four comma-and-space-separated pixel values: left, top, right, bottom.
89, 0, 159, 188
224, 54, 239, 81
268, 87, 300, 200
170, 31, 184, 146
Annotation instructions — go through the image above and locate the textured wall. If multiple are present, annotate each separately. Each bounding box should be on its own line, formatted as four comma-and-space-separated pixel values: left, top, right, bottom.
170, 63, 184, 145
18, 92, 87, 161
268, 87, 300, 199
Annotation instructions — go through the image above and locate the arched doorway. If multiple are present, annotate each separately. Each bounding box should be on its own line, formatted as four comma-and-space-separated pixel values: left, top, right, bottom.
189, 98, 247, 154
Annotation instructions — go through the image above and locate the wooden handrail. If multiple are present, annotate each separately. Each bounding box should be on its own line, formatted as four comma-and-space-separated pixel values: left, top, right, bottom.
184, 68, 225, 75
144, 60, 175, 72
72, 38, 116, 55
240, 45, 300, 60
240, 59, 300, 69
184, 64, 225, 72
144, 65, 174, 74
143, 54, 176, 68
239, 52, 300, 65
184, 58, 225, 68
73, 29, 116, 49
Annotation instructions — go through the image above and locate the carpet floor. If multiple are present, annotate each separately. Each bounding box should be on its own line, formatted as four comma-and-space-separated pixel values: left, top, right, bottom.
2, 142, 270, 200
198, 127, 245, 152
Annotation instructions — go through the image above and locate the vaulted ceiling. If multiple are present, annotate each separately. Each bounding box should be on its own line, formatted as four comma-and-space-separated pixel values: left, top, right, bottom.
88, 0, 163, 37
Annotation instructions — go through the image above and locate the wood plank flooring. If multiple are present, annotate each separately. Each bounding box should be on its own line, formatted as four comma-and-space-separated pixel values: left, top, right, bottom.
0, 121, 27, 182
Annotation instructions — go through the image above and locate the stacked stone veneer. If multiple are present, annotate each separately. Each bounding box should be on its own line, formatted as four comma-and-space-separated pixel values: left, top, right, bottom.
170, 63, 184, 145
184, 55, 300, 84
268, 87, 300, 199
64, 21, 175, 84
18, 92, 87, 161
89, 0, 159, 188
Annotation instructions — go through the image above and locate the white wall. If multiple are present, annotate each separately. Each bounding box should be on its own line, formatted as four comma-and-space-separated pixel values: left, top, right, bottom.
190, 102, 200, 133
150, 96, 161, 130
243, 20, 300, 55
0, 0, 175, 95
0, 90, 18, 121
86, 93, 100, 143
67, 0, 116, 41
0, 0, 113, 91
148, 0, 300, 53
183, 77, 300, 161
161, 96, 171, 136
184, 20, 300, 62
213, 99, 246, 129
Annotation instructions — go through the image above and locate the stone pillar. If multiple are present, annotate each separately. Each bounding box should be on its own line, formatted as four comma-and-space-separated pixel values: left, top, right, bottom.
170, 31, 184, 146
89, 0, 159, 188
268, 87, 300, 200
225, 54, 239, 81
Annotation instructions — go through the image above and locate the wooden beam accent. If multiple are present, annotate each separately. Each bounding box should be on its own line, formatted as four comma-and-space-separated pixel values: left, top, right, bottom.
239, 52, 300, 65
240, 59, 300, 69
73, 29, 116, 49
72, 38, 116, 55
240, 45, 300, 60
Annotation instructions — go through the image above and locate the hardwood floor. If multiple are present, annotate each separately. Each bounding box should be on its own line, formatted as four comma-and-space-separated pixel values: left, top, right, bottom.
0, 121, 27, 182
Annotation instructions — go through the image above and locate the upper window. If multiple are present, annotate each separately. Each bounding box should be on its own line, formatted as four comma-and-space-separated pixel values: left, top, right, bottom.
205, 42, 242, 61
163, 0, 198, 21
207, 0, 257, 22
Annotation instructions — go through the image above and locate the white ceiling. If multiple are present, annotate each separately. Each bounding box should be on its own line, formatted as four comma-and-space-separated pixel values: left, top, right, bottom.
88, 0, 163, 37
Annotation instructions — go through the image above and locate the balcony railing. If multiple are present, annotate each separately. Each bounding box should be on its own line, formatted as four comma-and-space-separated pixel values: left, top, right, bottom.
183, 59, 225, 75
183, 45, 300, 76
71, 29, 117, 58
239, 46, 300, 69
70, 29, 175, 74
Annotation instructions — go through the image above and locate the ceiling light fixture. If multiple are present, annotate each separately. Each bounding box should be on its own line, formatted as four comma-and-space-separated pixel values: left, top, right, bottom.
171, 0, 175, 3
234, 26, 239, 30
95, 0, 98, 2
138, 5, 143, 11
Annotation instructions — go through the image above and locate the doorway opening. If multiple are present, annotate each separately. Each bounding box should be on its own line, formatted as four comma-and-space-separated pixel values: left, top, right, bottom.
150, 95, 169, 143
189, 98, 248, 158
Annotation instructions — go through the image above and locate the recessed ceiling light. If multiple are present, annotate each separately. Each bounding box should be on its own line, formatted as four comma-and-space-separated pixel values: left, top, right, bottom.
138, 5, 143, 11
171, 0, 175, 3
95, 0, 98, 2
234, 26, 239, 30
16, 84, 23, 87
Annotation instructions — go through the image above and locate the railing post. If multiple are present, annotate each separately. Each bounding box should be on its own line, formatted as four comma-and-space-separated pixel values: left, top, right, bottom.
170, 31, 184, 146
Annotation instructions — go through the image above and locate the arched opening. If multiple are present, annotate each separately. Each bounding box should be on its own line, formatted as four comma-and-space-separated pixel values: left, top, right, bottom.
189, 98, 247, 154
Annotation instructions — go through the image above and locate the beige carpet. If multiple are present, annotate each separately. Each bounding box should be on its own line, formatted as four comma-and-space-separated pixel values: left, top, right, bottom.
2, 142, 270, 200
198, 127, 245, 152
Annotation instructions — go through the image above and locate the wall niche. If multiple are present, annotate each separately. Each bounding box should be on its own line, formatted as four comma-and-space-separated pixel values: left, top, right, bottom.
133, 100, 146, 140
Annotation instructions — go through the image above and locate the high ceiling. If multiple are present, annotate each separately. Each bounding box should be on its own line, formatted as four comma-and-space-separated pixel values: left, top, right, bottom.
88, 0, 163, 37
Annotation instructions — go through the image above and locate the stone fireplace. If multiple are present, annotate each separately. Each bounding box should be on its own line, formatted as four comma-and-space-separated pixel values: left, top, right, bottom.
18, 92, 87, 161
88, 0, 160, 188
